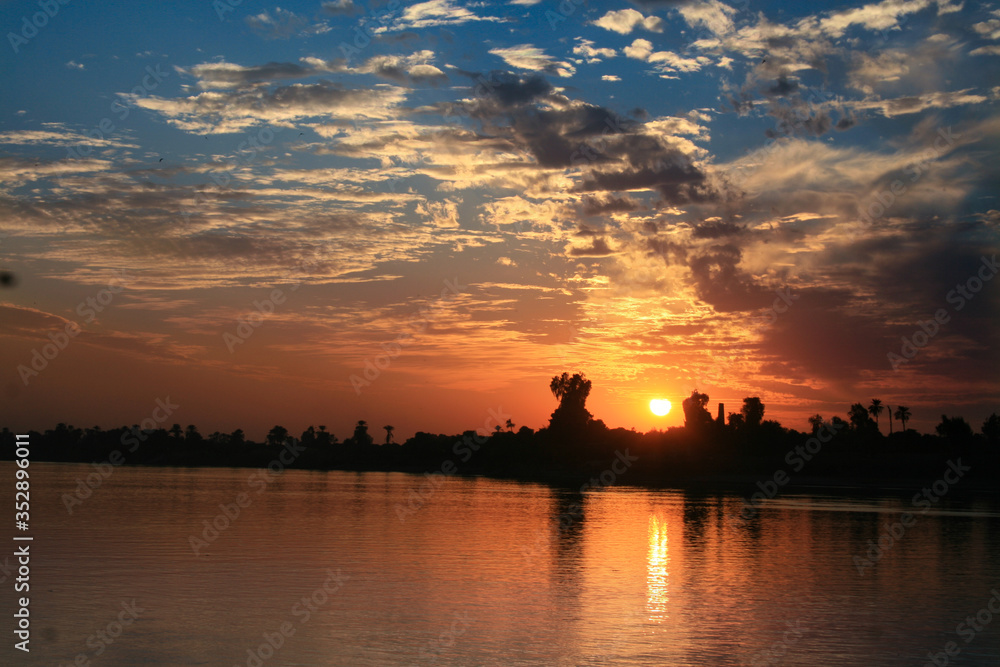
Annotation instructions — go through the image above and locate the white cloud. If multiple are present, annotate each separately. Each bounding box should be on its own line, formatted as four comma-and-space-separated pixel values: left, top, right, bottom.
489, 45, 576, 77
602, 75, 621, 82
678, 0, 737, 36
593, 9, 663, 35
387, 0, 501, 31
624, 39, 705, 73
573, 38, 616, 63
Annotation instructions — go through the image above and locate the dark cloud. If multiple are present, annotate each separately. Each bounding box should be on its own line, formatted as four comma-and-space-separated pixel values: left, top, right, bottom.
569, 237, 616, 256
321, 0, 356, 15
581, 194, 640, 215
766, 76, 799, 97
692, 220, 744, 238
687, 244, 771, 312
645, 237, 688, 265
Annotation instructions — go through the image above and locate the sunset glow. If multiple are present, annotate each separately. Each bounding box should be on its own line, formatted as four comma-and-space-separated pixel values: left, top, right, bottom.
0, 0, 996, 440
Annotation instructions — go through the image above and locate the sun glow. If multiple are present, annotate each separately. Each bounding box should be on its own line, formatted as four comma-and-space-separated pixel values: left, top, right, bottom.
649, 399, 671, 416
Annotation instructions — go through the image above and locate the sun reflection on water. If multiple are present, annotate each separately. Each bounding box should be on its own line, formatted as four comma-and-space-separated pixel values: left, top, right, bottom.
646, 514, 670, 620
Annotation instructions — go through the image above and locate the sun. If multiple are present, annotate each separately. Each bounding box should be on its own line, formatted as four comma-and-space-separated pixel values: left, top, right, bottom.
649, 399, 672, 417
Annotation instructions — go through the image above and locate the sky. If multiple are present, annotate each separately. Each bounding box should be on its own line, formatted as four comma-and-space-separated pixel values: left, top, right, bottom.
0, 0, 998, 441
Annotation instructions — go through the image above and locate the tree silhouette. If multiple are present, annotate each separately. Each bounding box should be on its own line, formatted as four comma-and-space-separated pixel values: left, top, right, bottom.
169, 423, 182, 440
936, 415, 973, 441
185, 424, 203, 444
267, 425, 289, 447
849, 403, 874, 432
868, 399, 884, 433
741, 397, 765, 428
807, 414, 824, 434
548, 372, 594, 433
506, 418, 515, 432
352, 420, 373, 446
886, 405, 893, 435
983, 413, 1000, 442
230, 429, 245, 446
727, 412, 745, 429
893, 405, 911, 432
384, 425, 394, 444
682, 390, 713, 431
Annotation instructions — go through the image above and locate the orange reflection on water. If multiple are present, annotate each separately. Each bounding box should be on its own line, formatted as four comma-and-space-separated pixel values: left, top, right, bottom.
646, 513, 670, 620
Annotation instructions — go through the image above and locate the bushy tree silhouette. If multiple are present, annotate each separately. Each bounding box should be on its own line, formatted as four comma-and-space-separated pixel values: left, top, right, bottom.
548, 372, 594, 433
682, 390, 712, 431
741, 397, 765, 428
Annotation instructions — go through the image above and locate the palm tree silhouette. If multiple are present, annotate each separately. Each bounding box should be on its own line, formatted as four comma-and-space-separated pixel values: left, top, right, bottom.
383, 425, 394, 444
868, 399, 884, 433
894, 405, 911, 432
506, 418, 515, 432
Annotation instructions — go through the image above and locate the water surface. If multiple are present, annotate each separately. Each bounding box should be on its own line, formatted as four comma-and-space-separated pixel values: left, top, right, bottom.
5, 463, 1000, 666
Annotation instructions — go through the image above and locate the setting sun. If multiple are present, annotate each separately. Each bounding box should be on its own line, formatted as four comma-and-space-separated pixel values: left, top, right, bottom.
650, 399, 672, 417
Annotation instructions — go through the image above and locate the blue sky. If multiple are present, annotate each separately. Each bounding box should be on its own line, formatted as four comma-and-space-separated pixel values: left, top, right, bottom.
1, 0, 998, 439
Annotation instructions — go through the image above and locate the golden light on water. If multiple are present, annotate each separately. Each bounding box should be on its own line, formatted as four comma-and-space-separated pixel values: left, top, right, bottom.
646, 514, 670, 620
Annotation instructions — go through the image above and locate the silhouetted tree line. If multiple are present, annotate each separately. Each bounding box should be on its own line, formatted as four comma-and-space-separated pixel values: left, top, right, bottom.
3, 374, 999, 491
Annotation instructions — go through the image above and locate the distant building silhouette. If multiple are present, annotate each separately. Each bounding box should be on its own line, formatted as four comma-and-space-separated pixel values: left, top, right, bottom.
716, 403, 725, 425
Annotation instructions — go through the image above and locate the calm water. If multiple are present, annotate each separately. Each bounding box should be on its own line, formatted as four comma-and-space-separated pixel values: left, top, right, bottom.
4, 462, 1000, 666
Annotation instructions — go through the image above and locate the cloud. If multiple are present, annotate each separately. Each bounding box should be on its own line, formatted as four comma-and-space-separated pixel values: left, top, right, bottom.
602, 74, 622, 81
624, 39, 706, 73
573, 38, 617, 63
593, 9, 664, 35
135, 81, 408, 133
847, 89, 988, 117
386, 0, 501, 31
321, 0, 356, 14
245, 8, 330, 40
66, 60, 85, 70
489, 45, 576, 78
187, 61, 341, 89
677, 0, 737, 36
569, 237, 616, 256
813, 0, 951, 38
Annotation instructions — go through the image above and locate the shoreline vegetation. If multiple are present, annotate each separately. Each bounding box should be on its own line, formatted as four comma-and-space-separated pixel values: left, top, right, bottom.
4, 374, 999, 496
